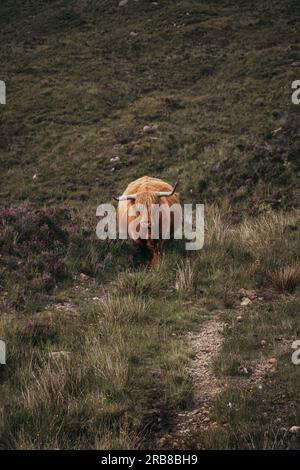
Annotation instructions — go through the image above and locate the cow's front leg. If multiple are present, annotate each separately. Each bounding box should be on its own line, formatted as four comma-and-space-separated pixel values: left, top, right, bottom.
150, 247, 159, 267
147, 241, 159, 268
151, 240, 165, 267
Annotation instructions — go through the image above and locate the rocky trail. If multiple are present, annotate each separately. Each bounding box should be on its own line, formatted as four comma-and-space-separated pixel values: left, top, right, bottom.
157, 292, 290, 450
159, 315, 225, 449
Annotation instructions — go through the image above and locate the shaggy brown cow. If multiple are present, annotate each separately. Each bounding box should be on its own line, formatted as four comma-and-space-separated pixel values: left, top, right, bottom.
114, 176, 180, 266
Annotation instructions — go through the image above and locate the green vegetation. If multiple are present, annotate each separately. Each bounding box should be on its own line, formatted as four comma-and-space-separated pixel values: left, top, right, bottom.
0, 267, 199, 449
206, 211, 300, 449
0, 0, 299, 449
1, 0, 299, 208
203, 297, 300, 449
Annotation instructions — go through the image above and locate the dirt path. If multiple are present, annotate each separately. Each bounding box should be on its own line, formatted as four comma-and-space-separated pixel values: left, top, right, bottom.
160, 315, 225, 449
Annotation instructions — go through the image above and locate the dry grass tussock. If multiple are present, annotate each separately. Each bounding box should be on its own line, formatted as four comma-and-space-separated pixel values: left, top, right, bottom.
270, 265, 300, 293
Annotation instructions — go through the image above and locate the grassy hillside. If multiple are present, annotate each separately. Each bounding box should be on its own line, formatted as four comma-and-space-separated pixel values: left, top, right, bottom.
0, 0, 300, 450
1, 0, 299, 209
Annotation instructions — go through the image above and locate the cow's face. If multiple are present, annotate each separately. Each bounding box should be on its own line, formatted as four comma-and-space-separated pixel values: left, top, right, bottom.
134, 191, 160, 239
113, 181, 178, 240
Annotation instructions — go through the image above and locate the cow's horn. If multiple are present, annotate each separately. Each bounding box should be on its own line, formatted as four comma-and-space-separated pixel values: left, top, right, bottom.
113, 194, 137, 201
156, 181, 178, 197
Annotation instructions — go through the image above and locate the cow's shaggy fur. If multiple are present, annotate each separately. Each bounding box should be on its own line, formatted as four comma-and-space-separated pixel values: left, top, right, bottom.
117, 176, 180, 266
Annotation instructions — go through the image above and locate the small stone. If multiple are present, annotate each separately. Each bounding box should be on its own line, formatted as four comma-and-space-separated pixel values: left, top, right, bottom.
143, 124, 158, 133
289, 426, 300, 433
237, 315, 242, 322
268, 358, 277, 364
49, 351, 71, 361
110, 156, 120, 162
130, 31, 138, 37
238, 288, 257, 300
119, 0, 128, 7
238, 365, 249, 375
80, 273, 90, 281
240, 297, 252, 306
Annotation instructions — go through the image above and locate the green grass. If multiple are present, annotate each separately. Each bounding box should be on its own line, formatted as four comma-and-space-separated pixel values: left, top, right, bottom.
0, 0, 299, 209
1, 204, 299, 449
0, 261, 201, 449
0, 0, 300, 450
200, 297, 300, 449
191, 210, 300, 450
